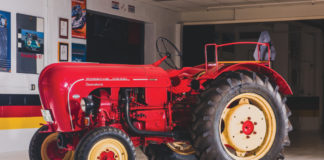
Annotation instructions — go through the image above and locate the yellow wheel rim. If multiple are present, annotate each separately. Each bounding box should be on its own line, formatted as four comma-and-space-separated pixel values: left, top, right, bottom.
41, 133, 73, 160
219, 93, 276, 160
88, 138, 128, 160
166, 142, 195, 155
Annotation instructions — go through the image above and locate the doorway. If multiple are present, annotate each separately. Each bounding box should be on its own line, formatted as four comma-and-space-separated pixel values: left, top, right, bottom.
87, 11, 144, 64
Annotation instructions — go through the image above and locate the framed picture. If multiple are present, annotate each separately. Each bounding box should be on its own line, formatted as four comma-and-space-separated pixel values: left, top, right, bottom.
58, 42, 69, 61
72, 0, 86, 39
72, 43, 86, 62
0, 10, 11, 72
17, 13, 44, 74
59, 18, 68, 39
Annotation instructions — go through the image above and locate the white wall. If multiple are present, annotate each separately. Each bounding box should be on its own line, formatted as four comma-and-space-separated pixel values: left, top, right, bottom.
181, 3, 324, 25
87, 0, 181, 68
0, 0, 180, 95
0, 0, 46, 94
0, 0, 180, 154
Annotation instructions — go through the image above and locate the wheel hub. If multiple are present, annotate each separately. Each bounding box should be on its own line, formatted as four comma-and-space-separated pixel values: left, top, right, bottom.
219, 93, 277, 159
99, 150, 117, 160
226, 103, 267, 152
242, 120, 254, 135
88, 138, 128, 160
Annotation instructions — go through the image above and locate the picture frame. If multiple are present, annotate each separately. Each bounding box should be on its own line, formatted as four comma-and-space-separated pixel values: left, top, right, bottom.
58, 42, 69, 61
59, 18, 68, 39
72, 0, 86, 39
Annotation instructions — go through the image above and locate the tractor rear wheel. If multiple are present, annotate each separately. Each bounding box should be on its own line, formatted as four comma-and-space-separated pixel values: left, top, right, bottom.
29, 125, 74, 160
191, 71, 291, 160
142, 143, 196, 160
74, 127, 136, 160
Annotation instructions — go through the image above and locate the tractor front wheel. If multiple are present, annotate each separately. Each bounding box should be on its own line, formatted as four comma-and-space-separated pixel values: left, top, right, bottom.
191, 71, 291, 160
74, 127, 136, 160
29, 125, 74, 160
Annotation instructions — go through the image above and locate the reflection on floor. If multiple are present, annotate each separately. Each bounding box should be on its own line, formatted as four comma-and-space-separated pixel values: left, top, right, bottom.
136, 131, 324, 160
0, 131, 323, 160
285, 130, 324, 160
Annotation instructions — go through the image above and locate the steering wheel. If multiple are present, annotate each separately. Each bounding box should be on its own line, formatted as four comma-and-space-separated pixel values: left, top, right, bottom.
156, 37, 182, 69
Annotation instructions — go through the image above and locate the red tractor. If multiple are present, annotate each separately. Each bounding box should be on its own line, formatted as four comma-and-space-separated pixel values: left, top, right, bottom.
29, 37, 292, 160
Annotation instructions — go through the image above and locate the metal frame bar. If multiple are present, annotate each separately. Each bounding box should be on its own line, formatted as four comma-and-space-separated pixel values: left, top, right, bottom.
204, 42, 271, 71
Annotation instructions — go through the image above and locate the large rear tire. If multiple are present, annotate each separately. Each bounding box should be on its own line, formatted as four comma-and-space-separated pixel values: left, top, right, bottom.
29, 125, 74, 160
191, 71, 291, 160
74, 127, 136, 160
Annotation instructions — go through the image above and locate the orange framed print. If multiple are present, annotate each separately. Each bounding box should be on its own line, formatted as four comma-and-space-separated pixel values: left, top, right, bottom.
72, 0, 86, 39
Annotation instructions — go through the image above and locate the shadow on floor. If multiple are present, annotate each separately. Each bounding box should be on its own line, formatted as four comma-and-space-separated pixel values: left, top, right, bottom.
285, 130, 324, 160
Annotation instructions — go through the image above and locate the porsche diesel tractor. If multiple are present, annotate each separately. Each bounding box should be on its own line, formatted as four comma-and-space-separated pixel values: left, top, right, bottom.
29, 37, 292, 160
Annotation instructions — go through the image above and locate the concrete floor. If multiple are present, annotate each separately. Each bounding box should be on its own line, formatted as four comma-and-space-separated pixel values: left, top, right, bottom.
0, 131, 323, 160
285, 131, 324, 160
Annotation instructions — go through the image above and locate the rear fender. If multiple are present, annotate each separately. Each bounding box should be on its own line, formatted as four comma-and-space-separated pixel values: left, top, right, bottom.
205, 63, 293, 95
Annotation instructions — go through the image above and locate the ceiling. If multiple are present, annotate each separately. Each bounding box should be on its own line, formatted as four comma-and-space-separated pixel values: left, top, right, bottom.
136, 0, 321, 12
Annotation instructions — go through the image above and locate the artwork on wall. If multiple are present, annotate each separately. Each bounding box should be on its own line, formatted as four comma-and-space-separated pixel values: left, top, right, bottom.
18, 29, 44, 53
17, 13, 44, 74
59, 18, 69, 39
128, 5, 135, 13
0, 10, 11, 72
112, 1, 120, 10
58, 42, 69, 62
72, 0, 86, 39
72, 43, 86, 62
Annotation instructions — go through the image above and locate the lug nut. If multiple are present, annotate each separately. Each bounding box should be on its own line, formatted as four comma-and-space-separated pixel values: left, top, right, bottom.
248, 117, 251, 120
253, 131, 257, 134
240, 130, 243, 134
246, 136, 250, 139
254, 122, 257, 125
241, 121, 244, 124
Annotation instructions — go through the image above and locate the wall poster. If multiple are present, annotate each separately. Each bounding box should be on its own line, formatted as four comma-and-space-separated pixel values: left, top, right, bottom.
17, 13, 44, 74
58, 42, 69, 62
59, 18, 69, 39
72, 43, 86, 62
72, 0, 86, 39
0, 10, 11, 72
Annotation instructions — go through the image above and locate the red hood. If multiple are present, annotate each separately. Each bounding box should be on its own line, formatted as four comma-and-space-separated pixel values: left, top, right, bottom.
39, 62, 171, 131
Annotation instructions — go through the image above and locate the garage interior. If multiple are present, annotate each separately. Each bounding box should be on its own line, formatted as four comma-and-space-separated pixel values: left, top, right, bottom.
182, 21, 324, 159
1, 0, 324, 159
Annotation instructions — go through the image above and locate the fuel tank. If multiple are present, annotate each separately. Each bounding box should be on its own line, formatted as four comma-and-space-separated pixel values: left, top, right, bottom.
39, 62, 171, 132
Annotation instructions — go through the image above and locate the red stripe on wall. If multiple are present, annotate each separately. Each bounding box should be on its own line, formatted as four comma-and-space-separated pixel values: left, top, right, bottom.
0, 105, 42, 117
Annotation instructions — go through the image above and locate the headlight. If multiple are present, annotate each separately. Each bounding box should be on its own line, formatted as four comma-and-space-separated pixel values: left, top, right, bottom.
41, 109, 53, 123
80, 97, 94, 114
80, 98, 86, 112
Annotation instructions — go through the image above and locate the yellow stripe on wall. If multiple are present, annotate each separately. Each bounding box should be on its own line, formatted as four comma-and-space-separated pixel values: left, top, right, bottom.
0, 117, 46, 130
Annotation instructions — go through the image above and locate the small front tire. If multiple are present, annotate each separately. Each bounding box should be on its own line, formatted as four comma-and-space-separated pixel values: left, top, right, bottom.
74, 127, 136, 160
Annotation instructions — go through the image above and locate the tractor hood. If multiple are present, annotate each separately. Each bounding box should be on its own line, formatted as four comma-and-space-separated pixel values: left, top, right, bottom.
39, 62, 171, 132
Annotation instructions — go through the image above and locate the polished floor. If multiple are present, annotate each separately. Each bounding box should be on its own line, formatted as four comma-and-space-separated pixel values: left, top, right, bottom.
0, 131, 323, 160
285, 131, 324, 160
